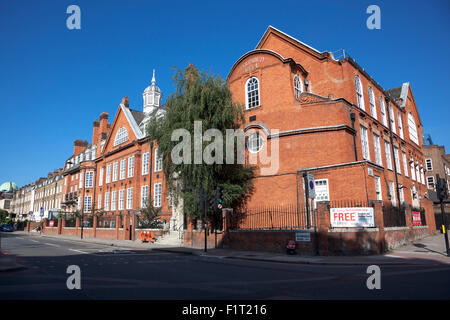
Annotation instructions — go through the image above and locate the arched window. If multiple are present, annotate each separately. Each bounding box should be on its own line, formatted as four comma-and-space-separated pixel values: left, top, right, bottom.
368, 87, 376, 119
408, 113, 419, 145
245, 77, 260, 109
247, 132, 264, 153
293, 75, 303, 100
114, 127, 129, 146
354, 75, 365, 110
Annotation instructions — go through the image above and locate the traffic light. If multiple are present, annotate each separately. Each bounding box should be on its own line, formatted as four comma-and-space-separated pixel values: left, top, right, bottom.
197, 188, 205, 212
436, 175, 448, 201
215, 186, 224, 210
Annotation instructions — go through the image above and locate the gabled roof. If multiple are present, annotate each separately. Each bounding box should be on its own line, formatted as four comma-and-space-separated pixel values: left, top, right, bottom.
256, 26, 323, 56
129, 108, 146, 126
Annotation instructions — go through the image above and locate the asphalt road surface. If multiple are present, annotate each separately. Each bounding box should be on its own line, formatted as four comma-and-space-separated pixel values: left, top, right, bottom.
1, 233, 449, 300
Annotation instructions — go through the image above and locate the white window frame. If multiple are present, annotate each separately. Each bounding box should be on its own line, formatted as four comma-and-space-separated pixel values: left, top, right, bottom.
141, 185, 149, 208
408, 113, 419, 145
155, 149, 162, 172
393, 147, 401, 174
126, 187, 133, 210
384, 141, 393, 170
375, 176, 382, 200
427, 176, 435, 190
389, 105, 396, 134
368, 87, 377, 119
373, 133, 382, 166
118, 189, 125, 211
360, 126, 370, 160
293, 75, 303, 100
128, 156, 134, 178
84, 196, 92, 213
111, 191, 117, 211
142, 152, 149, 175
120, 159, 126, 180
402, 152, 409, 177
112, 162, 118, 182
247, 132, 264, 153
99, 167, 104, 186
397, 113, 404, 139
411, 161, 416, 181
354, 75, 365, 110
106, 164, 111, 184
114, 127, 129, 146
245, 77, 260, 109
389, 181, 396, 206
313, 179, 329, 208
85, 171, 94, 188
420, 168, 425, 185
104, 192, 110, 211
154, 183, 162, 208
380, 97, 388, 126
98, 194, 102, 210
425, 158, 433, 171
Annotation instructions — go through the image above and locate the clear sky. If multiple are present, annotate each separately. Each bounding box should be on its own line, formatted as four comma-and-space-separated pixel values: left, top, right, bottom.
1, 0, 449, 187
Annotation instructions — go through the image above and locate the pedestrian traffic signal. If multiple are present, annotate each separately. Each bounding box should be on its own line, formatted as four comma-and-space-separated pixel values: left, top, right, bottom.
436, 175, 448, 201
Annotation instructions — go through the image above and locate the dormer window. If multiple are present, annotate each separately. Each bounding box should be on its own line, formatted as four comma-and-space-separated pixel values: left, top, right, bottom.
293, 75, 303, 100
354, 75, 365, 110
114, 127, 129, 146
245, 77, 260, 109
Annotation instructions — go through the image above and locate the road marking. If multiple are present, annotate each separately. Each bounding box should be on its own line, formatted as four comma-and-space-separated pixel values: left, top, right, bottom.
29, 239, 39, 243
44, 243, 60, 247
68, 249, 89, 254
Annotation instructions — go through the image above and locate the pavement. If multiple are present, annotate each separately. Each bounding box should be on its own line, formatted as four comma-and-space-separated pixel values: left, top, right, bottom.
6, 230, 450, 267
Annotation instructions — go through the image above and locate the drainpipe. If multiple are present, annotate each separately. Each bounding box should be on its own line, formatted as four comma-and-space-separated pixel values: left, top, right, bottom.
385, 97, 402, 209
350, 112, 358, 161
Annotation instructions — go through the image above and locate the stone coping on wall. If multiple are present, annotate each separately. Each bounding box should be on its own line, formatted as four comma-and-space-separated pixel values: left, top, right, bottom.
228, 229, 313, 233
412, 226, 429, 229
384, 227, 409, 231
328, 228, 379, 233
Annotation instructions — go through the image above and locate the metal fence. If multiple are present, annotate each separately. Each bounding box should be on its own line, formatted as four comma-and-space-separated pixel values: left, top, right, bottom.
383, 204, 407, 228
228, 204, 314, 230
64, 216, 77, 227
97, 215, 117, 228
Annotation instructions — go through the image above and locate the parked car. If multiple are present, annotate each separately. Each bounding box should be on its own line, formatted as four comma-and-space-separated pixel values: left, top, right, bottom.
0, 224, 14, 232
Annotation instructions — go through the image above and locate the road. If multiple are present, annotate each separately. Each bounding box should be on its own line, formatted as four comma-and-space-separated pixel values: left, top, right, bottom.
0, 232, 449, 300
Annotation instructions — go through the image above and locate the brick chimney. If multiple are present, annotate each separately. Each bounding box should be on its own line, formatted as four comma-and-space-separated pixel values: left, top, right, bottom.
92, 120, 100, 146
73, 140, 89, 156
98, 111, 109, 138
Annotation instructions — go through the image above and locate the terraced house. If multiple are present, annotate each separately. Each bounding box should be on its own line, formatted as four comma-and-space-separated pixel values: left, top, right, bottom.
60, 71, 180, 239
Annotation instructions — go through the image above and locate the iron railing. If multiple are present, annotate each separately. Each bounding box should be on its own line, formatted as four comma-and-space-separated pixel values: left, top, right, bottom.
228, 204, 314, 230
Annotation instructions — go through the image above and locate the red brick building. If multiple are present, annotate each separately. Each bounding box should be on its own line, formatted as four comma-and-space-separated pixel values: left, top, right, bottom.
61, 72, 179, 231
228, 26, 432, 213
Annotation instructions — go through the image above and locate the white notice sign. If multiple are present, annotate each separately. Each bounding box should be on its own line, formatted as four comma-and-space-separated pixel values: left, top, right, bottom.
330, 207, 375, 228
295, 232, 311, 242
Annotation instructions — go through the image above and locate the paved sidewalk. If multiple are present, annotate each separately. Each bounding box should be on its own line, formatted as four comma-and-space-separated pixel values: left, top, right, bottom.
15, 231, 450, 266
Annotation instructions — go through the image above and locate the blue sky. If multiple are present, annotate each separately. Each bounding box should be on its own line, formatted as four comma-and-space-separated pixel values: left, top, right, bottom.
1, 0, 449, 187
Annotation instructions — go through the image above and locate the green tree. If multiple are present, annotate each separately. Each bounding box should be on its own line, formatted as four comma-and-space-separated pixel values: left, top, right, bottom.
138, 198, 163, 228
0, 209, 9, 223
147, 65, 255, 219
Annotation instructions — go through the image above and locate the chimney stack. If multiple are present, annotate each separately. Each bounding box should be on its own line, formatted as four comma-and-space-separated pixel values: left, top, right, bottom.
92, 120, 100, 146
73, 140, 89, 156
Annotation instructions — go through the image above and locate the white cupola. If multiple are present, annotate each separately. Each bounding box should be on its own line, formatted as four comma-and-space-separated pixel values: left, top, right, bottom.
143, 69, 162, 114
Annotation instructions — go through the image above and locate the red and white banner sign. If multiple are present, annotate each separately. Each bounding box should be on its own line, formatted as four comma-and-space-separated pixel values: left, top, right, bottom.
49, 220, 54, 227
412, 211, 422, 226
330, 207, 375, 228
